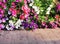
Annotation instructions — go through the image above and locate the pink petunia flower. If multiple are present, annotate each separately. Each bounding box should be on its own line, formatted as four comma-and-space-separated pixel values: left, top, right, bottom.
24, 0, 27, 4
3, 0, 7, 3
1, 9, 4, 14
42, 22, 46, 26
0, 2, 7, 9
22, 4, 30, 14
55, 15, 59, 19
0, 8, 4, 18
0, 2, 2, 5
24, 13, 29, 18
16, 0, 22, 2
11, 2, 16, 8
27, 0, 30, 3
20, 13, 25, 20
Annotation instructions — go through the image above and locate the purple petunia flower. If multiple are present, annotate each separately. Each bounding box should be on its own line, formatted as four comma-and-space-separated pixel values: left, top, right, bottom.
5, 17, 9, 20
0, 24, 5, 29
22, 22, 29, 28
2, 18, 6, 23
0, 14, 3, 18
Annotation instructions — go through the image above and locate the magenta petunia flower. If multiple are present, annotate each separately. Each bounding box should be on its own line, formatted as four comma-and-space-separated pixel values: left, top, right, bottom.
56, 3, 60, 12
0, 2, 2, 5
16, 0, 22, 2
0, 8, 4, 18
1, 9, 4, 14
0, 2, 7, 9
9, 8, 17, 17
12, 10, 17, 17
42, 22, 46, 26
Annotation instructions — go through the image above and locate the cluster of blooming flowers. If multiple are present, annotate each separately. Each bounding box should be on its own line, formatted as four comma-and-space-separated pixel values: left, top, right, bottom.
0, 0, 60, 30
0, 0, 39, 30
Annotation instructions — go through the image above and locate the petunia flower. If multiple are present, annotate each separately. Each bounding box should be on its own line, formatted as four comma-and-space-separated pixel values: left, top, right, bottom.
22, 5, 30, 14
24, 0, 27, 4
27, 0, 30, 3
9, 20, 15, 27
3, 0, 7, 3
9, 8, 17, 17
2, 18, 6, 23
16, 0, 22, 2
50, 22, 57, 28
24, 13, 29, 18
8, 11, 11, 15
15, 19, 23, 29
6, 25, 10, 30
6, 25, 14, 30
20, 13, 25, 20
0, 2, 2, 4
0, 8, 5, 18
0, 14, 4, 18
12, 10, 17, 17
11, 2, 16, 8
55, 15, 59, 20
0, 24, 5, 30
56, 3, 60, 12
1, 3, 7, 9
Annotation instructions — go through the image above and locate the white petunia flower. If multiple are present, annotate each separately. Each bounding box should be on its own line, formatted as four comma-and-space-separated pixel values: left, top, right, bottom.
29, 3, 33, 6
46, 11, 50, 14
29, 0, 34, 6
46, 3, 54, 14
6, 25, 14, 30
46, 7, 51, 14
50, 3, 54, 8
9, 20, 14, 27
36, 11, 40, 14
9, 27, 14, 30
32, 6, 40, 14
6, 25, 10, 30
47, 7, 51, 11
8, 11, 11, 15
32, 6, 37, 9
15, 19, 23, 29
30, 0, 34, 2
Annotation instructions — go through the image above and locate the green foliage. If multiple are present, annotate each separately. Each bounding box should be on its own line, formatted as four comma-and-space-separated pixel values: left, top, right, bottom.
34, 0, 53, 15
34, 0, 56, 22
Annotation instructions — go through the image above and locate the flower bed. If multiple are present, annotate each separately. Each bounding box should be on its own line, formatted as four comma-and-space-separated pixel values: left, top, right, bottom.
0, 0, 60, 30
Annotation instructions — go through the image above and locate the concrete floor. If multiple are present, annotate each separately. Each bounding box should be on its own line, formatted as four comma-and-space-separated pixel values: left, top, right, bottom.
0, 29, 60, 44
